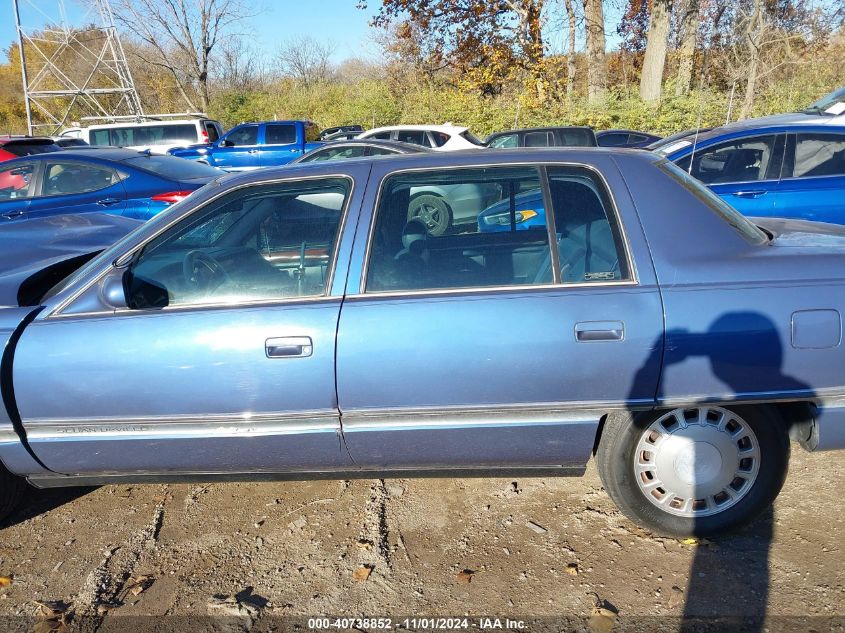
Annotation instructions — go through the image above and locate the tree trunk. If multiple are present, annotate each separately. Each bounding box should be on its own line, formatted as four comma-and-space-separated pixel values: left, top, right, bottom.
505, 0, 546, 102
639, 0, 672, 103
583, 0, 606, 104
563, 0, 577, 99
674, 0, 699, 96
739, 0, 764, 120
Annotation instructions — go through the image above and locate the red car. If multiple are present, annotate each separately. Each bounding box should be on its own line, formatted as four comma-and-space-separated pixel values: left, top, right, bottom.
0, 137, 61, 193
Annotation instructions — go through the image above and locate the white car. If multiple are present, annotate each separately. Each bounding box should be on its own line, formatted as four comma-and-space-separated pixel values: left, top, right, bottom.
60, 118, 224, 154
357, 124, 484, 151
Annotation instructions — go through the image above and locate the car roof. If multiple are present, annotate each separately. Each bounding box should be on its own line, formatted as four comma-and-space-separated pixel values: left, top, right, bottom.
0, 136, 57, 147
597, 129, 658, 136
362, 124, 469, 135
226, 146, 657, 187
488, 126, 594, 136
6, 147, 151, 162
664, 121, 845, 151
320, 139, 432, 152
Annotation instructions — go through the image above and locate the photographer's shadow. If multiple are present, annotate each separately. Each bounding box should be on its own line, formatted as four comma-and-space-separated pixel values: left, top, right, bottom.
628, 311, 812, 632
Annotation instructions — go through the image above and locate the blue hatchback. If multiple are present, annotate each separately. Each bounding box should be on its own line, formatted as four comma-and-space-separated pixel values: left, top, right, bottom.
0, 148, 221, 222
660, 123, 845, 224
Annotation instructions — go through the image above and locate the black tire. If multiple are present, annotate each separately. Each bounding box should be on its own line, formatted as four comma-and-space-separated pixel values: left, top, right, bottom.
0, 464, 26, 523
596, 406, 789, 537
407, 194, 452, 236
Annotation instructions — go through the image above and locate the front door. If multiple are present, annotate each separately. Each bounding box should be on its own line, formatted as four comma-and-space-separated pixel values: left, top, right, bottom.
336, 161, 664, 470
213, 124, 260, 171
675, 133, 784, 217
27, 158, 127, 219
13, 171, 364, 475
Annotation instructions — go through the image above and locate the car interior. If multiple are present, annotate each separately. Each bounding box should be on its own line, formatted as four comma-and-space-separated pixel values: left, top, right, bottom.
366, 169, 626, 292
124, 182, 347, 309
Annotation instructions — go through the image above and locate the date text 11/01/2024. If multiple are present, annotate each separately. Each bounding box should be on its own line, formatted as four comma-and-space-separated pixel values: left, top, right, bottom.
307, 617, 528, 630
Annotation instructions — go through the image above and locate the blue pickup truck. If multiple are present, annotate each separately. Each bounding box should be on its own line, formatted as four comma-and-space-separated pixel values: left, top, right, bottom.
168, 120, 323, 171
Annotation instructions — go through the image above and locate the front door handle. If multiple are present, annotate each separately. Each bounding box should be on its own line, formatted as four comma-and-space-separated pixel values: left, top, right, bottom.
97, 197, 121, 206
575, 321, 624, 342
247, 149, 258, 154
732, 190, 767, 199
265, 336, 313, 358
1, 210, 25, 219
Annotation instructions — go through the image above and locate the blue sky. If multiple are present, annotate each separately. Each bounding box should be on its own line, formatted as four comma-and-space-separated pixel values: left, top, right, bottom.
3, 0, 380, 63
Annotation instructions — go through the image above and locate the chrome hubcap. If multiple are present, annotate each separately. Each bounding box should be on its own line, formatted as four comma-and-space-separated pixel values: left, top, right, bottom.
634, 406, 760, 517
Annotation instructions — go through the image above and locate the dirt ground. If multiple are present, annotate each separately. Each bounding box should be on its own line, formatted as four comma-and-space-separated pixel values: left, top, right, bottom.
0, 448, 842, 632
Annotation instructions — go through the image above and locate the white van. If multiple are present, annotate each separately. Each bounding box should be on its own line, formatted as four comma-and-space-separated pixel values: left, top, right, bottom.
60, 118, 224, 154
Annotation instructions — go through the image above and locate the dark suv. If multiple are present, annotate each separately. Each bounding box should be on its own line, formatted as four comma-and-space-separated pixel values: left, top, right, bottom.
485, 126, 597, 148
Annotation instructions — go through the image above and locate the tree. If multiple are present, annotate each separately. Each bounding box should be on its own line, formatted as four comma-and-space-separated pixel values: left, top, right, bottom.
111, 0, 255, 112
639, 0, 673, 103
362, 0, 547, 99
562, 0, 578, 98
276, 37, 336, 85
674, 0, 700, 96
583, 0, 607, 103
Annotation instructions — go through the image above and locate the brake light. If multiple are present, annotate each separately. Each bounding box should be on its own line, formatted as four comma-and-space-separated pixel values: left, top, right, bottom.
151, 190, 193, 204
201, 129, 209, 143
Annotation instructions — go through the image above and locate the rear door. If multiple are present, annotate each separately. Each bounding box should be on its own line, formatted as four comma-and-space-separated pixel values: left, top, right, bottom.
213, 124, 260, 171
674, 133, 784, 216
774, 131, 845, 224
13, 168, 367, 475
27, 158, 127, 218
259, 123, 302, 166
336, 159, 664, 470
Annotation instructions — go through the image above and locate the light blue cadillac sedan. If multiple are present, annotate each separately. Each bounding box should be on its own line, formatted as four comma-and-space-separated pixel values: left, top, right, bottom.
0, 148, 843, 537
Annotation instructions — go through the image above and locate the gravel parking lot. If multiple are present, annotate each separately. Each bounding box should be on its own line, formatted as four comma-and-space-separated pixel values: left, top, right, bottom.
0, 448, 842, 632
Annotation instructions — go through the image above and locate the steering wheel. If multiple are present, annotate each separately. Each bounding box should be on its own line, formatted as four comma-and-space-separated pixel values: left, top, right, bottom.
182, 250, 230, 292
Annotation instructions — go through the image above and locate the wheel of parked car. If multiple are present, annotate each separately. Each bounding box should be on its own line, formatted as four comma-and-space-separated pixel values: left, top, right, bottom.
597, 405, 789, 537
0, 465, 27, 523
407, 194, 452, 236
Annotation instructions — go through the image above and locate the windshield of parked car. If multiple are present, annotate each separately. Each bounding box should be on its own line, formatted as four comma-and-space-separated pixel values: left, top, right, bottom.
121, 154, 220, 179
658, 160, 768, 245
802, 86, 845, 115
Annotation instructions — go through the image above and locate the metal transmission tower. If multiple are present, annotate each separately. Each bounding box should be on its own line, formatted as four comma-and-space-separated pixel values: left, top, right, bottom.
12, 0, 144, 135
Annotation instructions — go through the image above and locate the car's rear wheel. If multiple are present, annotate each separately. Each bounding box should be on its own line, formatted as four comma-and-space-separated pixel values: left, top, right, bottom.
0, 464, 26, 523
407, 194, 452, 236
597, 405, 789, 537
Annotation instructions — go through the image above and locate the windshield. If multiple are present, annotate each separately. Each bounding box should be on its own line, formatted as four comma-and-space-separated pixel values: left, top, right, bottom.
121, 154, 220, 180
802, 86, 845, 115
658, 160, 768, 245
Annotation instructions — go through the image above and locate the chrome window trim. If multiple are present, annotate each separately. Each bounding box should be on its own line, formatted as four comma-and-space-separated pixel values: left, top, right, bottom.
357, 160, 638, 295
343, 280, 639, 302
49, 173, 356, 318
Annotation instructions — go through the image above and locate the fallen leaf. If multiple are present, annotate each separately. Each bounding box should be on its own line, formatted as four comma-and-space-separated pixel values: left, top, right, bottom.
681, 538, 698, 545
0, 576, 11, 587
126, 574, 154, 597
455, 569, 475, 584
32, 601, 69, 633
352, 566, 373, 581
565, 563, 579, 576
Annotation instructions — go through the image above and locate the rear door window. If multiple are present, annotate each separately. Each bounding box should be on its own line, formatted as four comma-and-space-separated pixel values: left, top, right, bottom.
365, 166, 554, 292
788, 133, 845, 178
40, 161, 120, 196
265, 124, 297, 145
395, 130, 427, 146
204, 122, 220, 143
524, 131, 554, 147
0, 161, 36, 199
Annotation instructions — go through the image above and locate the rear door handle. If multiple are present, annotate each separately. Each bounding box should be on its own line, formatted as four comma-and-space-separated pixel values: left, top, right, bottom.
265, 336, 313, 358
1, 210, 25, 219
247, 149, 259, 154
575, 321, 624, 342
732, 190, 767, 199
97, 197, 121, 206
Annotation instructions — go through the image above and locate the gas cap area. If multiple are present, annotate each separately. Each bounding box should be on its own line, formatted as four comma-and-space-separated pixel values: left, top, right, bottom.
791, 309, 841, 349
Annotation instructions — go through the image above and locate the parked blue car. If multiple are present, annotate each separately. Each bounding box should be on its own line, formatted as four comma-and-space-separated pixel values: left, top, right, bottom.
0, 149, 221, 222
1, 148, 844, 538
659, 123, 845, 223
168, 120, 323, 170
